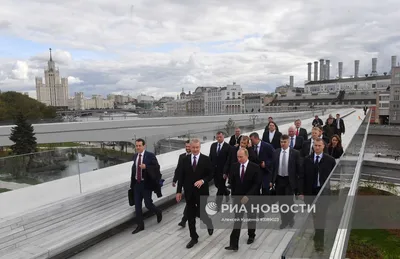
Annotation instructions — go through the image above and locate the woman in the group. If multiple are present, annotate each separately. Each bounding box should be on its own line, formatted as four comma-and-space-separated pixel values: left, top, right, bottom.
327, 134, 344, 159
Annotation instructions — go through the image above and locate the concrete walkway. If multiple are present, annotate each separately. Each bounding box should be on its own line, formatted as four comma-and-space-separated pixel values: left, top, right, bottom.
0, 180, 31, 190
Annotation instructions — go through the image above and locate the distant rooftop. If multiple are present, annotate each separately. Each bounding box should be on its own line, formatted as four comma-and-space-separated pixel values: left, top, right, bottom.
305, 75, 391, 85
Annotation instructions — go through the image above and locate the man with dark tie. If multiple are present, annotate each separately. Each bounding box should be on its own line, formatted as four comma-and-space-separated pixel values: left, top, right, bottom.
334, 113, 345, 138
288, 125, 304, 151
301, 138, 336, 251
294, 119, 308, 141
225, 148, 262, 251
209, 131, 231, 208
229, 128, 242, 147
262, 122, 282, 149
130, 138, 162, 234
270, 134, 303, 229
172, 140, 191, 227
249, 132, 275, 195
176, 138, 214, 249
301, 127, 328, 157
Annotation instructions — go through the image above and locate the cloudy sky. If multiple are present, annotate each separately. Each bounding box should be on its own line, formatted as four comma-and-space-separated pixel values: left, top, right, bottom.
1, 0, 399, 100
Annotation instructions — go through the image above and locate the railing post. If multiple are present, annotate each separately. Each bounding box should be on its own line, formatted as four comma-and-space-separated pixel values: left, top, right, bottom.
76, 147, 82, 194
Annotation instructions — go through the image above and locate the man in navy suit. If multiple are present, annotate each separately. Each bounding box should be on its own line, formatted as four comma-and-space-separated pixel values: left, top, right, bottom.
131, 138, 162, 234
249, 132, 275, 195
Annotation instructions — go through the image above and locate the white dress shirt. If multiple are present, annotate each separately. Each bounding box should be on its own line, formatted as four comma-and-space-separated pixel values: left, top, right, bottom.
336, 118, 340, 129
279, 148, 290, 176
216, 141, 224, 152
314, 152, 323, 187
269, 131, 275, 143
135, 151, 144, 180
191, 153, 200, 165
289, 135, 296, 148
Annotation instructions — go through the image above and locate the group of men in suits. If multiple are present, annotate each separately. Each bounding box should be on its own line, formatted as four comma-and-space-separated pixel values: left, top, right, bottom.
312, 113, 346, 139
130, 116, 342, 251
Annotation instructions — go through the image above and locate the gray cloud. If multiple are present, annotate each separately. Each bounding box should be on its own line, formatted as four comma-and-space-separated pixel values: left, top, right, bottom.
0, 0, 400, 98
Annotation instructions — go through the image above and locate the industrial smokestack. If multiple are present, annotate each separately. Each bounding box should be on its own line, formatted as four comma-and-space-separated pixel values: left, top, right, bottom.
325, 60, 330, 80
354, 60, 360, 78
338, 62, 343, 79
392, 56, 397, 68
289, 76, 294, 87
307, 62, 312, 81
314, 61, 318, 81
371, 58, 378, 76
319, 59, 324, 81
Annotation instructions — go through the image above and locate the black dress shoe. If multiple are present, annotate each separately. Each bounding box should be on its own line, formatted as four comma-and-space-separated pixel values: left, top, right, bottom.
186, 239, 198, 249
132, 225, 144, 234
247, 237, 255, 244
208, 228, 214, 235
178, 221, 186, 227
157, 212, 162, 223
288, 219, 294, 228
225, 246, 238, 251
279, 222, 288, 229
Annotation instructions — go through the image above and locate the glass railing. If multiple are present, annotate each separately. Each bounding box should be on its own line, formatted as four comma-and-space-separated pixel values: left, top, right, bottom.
281, 110, 371, 258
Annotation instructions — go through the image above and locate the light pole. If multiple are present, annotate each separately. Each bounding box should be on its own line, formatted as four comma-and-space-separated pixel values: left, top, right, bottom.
249, 114, 259, 130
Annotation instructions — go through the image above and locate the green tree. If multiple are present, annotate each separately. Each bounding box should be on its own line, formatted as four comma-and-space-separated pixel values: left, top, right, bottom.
9, 112, 37, 155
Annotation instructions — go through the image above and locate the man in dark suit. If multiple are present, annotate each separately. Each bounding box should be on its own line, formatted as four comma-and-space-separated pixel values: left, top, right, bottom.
176, 138, 214, 249
172, 140, 191, 227
225, 148, 262, 251
301, 127, 328, 157
249, 132, 275, 195
209, 131, 231, 208
229, 128, 242, 147
312, 115, 323, 127
294, 119, 308, 141
262, 122, 282, 149
131, 138, 162, 234
301, 138, 336, 251
270, 134, 303, 229
288, 125, 304, 151
334, 113, 345, 138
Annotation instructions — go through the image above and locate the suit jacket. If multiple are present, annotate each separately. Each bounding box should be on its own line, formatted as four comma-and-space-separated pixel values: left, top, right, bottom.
130, 151, 161, 192
289, 136, 304, 151
327, 146, 344, 159
254, 141, 275, 187
301, 139, 328, 157
303, 153, 336, 195
209, 142, 231, 175
271, 148, 303, 193
173, 153, 189, 183
334, 118, 345, 134
230, 161, 262, 196
262, 130, 282, 149
312, 118, 324, 127
176, 153, 213, 199
296, 127, 308, 141
323, 124, 336, 140
229, 135, 242, 146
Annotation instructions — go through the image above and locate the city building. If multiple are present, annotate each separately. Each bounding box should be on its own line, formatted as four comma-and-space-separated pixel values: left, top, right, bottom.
375, 91, 390, 124
389, 66, 400, 124
68, 92, 114, 110
242, 93, 265, 113
136, 94, 154, 109
35, 48, 69, 107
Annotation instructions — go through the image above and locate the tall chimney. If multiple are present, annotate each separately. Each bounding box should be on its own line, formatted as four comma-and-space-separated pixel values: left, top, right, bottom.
338, 62, 343, 79
289, 76, 294, 87
307, 62, 312, 81
325, 60, 330, 80
391, 56, 397, 68
354, 60, 360, 78
314, 61, 318, 81
319, 59, 324, 81
371, 58, 378, 76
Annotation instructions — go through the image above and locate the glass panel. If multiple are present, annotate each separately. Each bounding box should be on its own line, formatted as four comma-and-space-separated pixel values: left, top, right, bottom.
282, 111, 370, 258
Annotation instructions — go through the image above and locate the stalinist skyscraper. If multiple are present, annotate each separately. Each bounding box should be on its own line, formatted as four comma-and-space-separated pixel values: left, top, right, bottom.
35, 48, 69, 107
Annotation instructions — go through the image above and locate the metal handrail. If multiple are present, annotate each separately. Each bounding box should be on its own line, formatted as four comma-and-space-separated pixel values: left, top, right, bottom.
329, 110, 372, 259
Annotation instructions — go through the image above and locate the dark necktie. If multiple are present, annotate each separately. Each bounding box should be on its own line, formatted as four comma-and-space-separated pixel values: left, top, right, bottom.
217, 143, 221, 154
193, 156, 197, 171
314, 155, 320, 188
290, 137, 294, 148
137, 154, 142, 182
240, 164, 245, 182
254, 145, 258, 155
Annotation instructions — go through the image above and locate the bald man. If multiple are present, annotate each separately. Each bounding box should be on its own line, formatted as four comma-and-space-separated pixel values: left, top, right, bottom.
288, 126, 304, 151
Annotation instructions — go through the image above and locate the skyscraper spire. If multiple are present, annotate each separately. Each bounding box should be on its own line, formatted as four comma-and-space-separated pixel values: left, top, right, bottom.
49, 48, 52, 61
